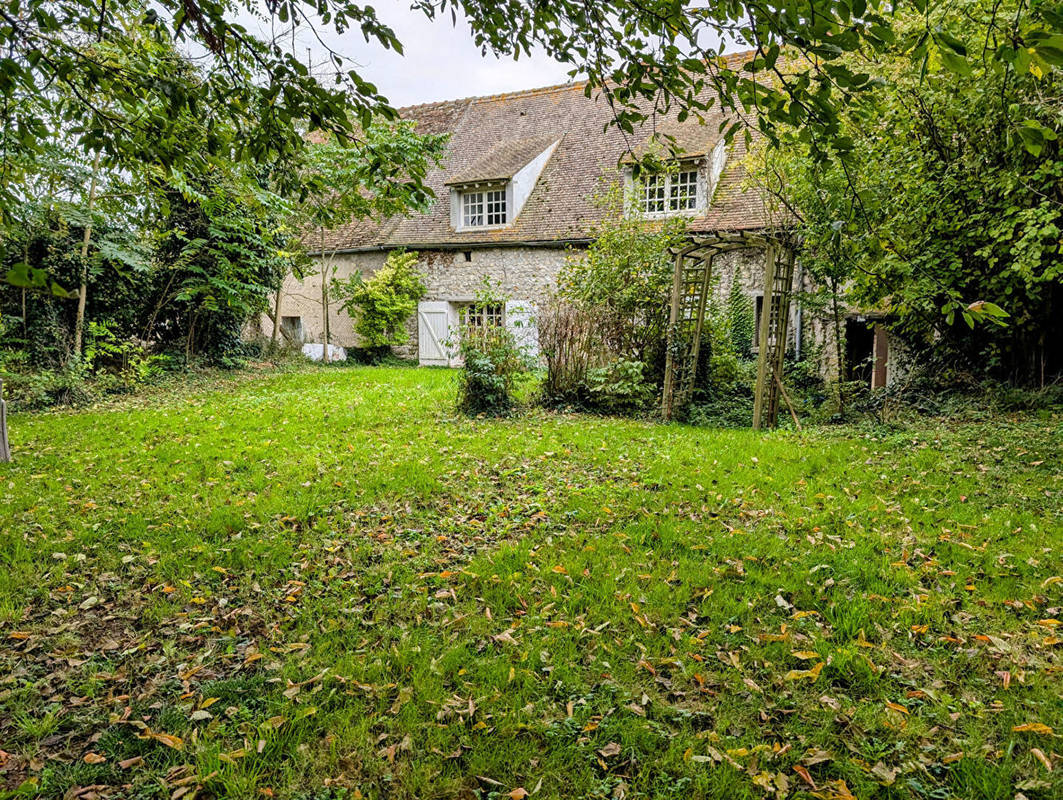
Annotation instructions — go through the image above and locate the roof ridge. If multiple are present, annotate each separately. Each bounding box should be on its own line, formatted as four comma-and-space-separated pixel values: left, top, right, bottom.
397, 49, 757, 113
398, 79, 587, 114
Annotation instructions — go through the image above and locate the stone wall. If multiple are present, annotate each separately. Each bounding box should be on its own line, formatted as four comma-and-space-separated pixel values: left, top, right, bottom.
256, 246, 574, 353
255, 244, 853, 380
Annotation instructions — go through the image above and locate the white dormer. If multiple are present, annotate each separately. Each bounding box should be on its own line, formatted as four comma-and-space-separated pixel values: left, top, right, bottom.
625, 138, 729, 218
447, 136, 560, 231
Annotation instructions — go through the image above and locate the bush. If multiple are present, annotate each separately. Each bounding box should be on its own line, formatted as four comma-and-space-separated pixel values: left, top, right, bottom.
537, 297, 606, 407
332, 250, 426, 348
455, 289, 533, 417
585, 359, 656, 413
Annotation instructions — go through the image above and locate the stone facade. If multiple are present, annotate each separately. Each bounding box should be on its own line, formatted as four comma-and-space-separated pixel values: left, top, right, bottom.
257, 242, 898, 387
256, 245, 575, 358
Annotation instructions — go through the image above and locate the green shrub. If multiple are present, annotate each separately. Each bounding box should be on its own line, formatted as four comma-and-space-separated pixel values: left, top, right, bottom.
332, 250, 426, 348
584, 359, 656, 414
456, 322, 531, 416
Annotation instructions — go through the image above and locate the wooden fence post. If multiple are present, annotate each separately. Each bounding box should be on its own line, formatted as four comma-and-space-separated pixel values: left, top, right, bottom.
0, 378, 10, 463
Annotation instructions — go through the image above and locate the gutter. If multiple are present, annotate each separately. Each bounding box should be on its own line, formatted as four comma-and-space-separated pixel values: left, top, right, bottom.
306, 237, 595, 257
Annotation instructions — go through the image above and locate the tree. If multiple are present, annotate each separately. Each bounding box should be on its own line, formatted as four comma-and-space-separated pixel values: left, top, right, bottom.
559, 180, 688, 371
748, 0, 1062, 386
289, 126, 446, 361
332, 250, 427, 349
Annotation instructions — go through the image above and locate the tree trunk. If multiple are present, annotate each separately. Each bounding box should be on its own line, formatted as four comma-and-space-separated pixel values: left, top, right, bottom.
270, 288, 283, 348
320, 227, 330, 364
185, 314, 196, 366
72, 151, 103, 360
0, 378, 10, 463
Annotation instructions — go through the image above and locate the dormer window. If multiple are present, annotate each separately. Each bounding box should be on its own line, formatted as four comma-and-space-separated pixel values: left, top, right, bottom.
639, 168, 700, 215
447, 136, 561, 232
462, 188, 507, 228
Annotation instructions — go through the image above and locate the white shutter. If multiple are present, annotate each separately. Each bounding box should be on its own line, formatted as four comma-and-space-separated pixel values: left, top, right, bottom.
505, 300, 538, 359
417, 301, 453, 366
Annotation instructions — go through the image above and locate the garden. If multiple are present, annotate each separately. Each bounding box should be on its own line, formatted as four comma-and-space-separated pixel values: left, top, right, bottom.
1, 365, 1061, 799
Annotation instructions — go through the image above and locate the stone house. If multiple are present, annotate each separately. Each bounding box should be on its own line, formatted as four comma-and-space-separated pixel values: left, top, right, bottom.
260, 58, 896, 387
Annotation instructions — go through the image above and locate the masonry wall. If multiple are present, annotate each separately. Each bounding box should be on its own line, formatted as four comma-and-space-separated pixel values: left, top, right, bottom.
256, 246, 573, 353
256, 243, 862, 382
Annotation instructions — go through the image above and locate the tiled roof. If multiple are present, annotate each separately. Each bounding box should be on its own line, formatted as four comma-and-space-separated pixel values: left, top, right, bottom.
445, 134, 560, 186
316, 52, 771, 253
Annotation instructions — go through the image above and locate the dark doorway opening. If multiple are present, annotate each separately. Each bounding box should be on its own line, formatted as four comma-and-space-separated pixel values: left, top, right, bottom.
845, 318, 875, 384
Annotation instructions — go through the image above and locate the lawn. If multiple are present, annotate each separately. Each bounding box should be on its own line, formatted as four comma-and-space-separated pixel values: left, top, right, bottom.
1, 365, 1061, 800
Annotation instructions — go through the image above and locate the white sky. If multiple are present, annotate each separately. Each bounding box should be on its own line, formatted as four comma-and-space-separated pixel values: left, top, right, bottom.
268, 1, 578, 108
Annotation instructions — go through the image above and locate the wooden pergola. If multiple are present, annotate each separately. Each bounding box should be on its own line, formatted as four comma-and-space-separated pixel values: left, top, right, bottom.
661, 231, 799, 428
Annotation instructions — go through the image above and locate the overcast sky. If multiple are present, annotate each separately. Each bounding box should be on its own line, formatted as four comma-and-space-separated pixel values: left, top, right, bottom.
268, 3, 577, 108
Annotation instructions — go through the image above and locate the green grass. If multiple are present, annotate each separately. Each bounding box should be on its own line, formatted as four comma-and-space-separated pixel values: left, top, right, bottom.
1, 365, 1061, 800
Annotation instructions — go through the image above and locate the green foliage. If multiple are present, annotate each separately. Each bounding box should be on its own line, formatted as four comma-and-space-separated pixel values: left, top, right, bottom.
751, 0, 1063, 385
559, 181, 687, 369
584, 358, 656, 413
332, 251, 427, 348
725, 276, 755, 360
546, 181, 686, 413
296, 128, 447, 235
150, 178, 290, 365
456, 285, 531, 416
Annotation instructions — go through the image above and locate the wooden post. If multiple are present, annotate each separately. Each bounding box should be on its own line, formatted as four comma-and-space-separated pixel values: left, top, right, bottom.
661, 251, 685, 421
752, 244, 777, 430
0, 378, 11, 463
766, 248, 796, 426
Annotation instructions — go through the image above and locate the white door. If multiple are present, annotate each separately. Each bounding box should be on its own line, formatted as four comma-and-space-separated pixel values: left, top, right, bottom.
417, 301, 453, 366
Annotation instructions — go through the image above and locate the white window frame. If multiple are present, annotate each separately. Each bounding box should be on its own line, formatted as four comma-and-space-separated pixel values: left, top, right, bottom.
460, 302, 505, 329
635, 166, 703, 217
461, 188, 508, 229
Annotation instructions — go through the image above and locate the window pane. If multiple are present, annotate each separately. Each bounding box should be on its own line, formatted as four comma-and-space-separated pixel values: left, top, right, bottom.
462, 192, 484, 227
486, 190, 507, 225
462, 303, 504, 328
641, 176, 666, 213
670, 170, 698, 211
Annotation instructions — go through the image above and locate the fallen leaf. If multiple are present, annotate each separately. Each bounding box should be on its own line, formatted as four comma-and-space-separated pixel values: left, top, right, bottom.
1031, 747, 1052, 771
598, 742, 622, 758
793, 764, 816, 789
784, 661, 824, 682
508, 789, 529, 800
1013, 723, 1053, 735
871, 761, 897, 785
83, 753, 106, 764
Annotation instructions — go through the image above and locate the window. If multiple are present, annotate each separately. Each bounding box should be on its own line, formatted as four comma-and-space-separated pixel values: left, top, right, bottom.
670, 170, 698, 211
280, 315, 303, 343
460, 303, 504, 328
641, 175, 667, 214
462, 189, 507, 228
638, 169, 700, 215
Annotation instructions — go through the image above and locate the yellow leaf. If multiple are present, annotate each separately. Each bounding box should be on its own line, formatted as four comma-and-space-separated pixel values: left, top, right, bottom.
885, 702, 909, 715
791, 650, 820, 660
1013, 723, 1054, 735
1036, 619, 1061, 628
149, 732, 184, 750
509, 789, 529, 800
83, 753, 107, 764
784, 662, 824, 682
